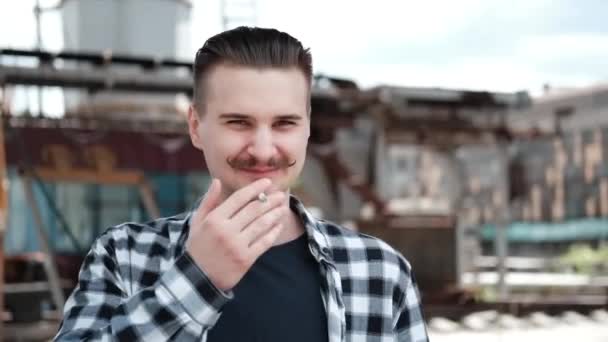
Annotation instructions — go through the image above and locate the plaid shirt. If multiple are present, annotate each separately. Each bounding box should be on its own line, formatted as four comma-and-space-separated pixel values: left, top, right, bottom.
55, 195, 429, 341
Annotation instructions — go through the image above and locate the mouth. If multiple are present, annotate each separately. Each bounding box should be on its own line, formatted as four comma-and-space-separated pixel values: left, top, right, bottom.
237, 167, 281, 176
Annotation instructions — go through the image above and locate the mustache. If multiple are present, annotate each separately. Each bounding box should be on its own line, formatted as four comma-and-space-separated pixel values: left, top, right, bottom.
227, 155, 297, 169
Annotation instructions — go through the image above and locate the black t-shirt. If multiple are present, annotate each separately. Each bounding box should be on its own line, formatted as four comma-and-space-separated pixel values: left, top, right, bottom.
207, 233, 329, 342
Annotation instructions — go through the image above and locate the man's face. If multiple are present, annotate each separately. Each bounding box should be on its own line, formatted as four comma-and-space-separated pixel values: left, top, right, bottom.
188, 63, 310, 198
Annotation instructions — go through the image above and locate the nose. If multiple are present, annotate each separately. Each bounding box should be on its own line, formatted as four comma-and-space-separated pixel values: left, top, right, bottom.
247, 127, 277, 161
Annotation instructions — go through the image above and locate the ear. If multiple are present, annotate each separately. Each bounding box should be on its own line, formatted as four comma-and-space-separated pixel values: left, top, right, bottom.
305, 112, 311, 140
188, 105, 204, 151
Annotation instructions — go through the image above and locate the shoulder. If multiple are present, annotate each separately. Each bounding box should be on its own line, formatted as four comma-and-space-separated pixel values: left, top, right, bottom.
91, 213, 190, 258
317, 219, 413, 282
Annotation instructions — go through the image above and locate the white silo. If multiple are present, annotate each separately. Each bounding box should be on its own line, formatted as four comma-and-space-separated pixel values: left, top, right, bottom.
59, 0, 192, 118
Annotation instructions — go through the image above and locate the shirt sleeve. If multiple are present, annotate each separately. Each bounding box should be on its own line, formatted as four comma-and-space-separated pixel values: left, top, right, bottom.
395, 272, 430, 342
54, 233, 232, 341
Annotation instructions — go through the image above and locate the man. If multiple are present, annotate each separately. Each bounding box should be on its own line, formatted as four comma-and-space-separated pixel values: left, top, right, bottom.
55, 26, 429, 341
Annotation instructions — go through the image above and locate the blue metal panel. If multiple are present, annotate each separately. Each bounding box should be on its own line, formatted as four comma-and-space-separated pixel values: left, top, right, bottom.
4, 170, 211, 254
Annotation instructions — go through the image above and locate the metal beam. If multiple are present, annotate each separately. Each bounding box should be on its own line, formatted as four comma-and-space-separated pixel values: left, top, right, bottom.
0, 65, 193, 95
0, 48, 192, 71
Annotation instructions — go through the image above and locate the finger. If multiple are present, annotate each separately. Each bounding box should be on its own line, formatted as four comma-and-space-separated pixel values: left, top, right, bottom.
196, 178, 223, 219
248, 222, 284, 258
231, 191, 286, 229
214, 178, 273, 218
241, 205, 288, 245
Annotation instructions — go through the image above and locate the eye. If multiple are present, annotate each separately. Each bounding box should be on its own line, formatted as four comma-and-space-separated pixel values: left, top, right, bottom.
274, 120, 296, 128
227, 119, 250, 127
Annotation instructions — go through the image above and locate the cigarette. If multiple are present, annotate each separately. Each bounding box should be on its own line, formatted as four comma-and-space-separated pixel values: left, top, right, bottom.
257, 192, 268, 203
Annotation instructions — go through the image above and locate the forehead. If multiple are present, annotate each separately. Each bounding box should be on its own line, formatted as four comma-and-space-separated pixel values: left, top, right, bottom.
203, 63, 309, 118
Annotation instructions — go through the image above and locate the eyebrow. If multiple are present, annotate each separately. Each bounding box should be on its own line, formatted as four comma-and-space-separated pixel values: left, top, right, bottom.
219, 113, 249, 120
276, 114, 303, 121
218, 113, 304, 121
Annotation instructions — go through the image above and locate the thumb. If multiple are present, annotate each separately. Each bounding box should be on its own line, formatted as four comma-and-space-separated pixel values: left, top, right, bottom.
196, 178, 223, 219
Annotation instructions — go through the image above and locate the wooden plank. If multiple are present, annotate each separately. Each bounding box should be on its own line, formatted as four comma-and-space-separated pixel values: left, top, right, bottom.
601, 178, 608, 217
462, 271, 608, 288
3, 280, 73, 294
34, 167, 144, 185
474, 256, 556, 270
139, 180, 161, 219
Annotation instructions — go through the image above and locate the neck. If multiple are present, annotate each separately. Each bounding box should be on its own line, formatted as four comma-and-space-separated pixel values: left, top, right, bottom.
274, 197, 306, 245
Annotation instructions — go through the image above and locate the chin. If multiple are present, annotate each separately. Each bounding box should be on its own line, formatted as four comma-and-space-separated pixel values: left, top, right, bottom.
238, 175, 292, 193
267, 182, 291, 194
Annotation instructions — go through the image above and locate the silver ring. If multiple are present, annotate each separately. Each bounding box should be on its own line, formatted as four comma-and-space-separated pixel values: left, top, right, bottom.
257, 192, 268, 203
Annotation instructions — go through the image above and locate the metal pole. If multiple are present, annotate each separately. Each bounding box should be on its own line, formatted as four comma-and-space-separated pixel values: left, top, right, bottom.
220, 0, 228, 30
22, 174, 65, 312
495, 143, 510, 300
34, 0, 44, 116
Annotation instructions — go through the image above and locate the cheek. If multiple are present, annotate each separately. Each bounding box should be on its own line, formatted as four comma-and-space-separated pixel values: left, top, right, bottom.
286, 132, 308, 155
211, 141, 240, 162
201, 128, 240, 153
279, 132, 308, 157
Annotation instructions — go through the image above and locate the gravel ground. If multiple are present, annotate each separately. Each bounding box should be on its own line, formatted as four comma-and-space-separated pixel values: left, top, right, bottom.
429, 313, 608, 342
429, 323, 608, 342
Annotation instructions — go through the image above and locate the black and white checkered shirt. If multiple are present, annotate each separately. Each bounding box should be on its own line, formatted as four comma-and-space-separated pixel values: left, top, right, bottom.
55, 195, 429, 341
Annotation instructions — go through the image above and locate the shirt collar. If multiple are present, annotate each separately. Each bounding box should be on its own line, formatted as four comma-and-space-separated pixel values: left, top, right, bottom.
288, 195, 334, 264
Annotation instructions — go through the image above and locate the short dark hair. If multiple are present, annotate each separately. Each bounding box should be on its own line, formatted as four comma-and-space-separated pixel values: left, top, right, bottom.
193, 26, 313, 110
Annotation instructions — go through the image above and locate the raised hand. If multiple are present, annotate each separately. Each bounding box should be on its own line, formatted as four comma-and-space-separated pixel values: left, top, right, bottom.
186, 178, 288, 291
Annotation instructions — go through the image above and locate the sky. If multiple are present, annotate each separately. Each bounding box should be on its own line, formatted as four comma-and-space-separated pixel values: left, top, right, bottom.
1, 0, 608, 115
194, 0, 608, 93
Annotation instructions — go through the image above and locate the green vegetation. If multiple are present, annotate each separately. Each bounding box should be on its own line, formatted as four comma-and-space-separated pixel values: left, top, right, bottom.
558, 243, 608, 275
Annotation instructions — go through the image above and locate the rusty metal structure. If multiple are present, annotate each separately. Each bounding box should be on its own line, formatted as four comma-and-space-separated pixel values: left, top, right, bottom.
0, 48, 390, 338
1, 48, 607, 340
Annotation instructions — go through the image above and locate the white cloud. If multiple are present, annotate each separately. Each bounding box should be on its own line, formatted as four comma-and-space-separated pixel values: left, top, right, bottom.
254, 0, 489, 63
518, 33, 608, 61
